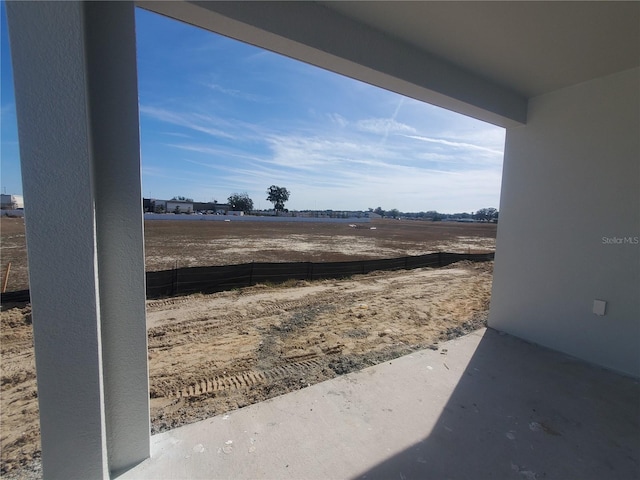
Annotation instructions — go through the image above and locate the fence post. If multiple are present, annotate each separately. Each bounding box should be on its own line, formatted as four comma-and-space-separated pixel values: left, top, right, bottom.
173, 261, 178, 296
2, 262, 11, 293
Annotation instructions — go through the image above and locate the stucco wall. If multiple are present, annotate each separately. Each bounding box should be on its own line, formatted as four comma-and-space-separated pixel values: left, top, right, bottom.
490, 68, 640, 377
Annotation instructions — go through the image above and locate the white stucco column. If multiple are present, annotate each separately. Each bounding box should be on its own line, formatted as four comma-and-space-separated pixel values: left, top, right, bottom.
6, 2, 149, 478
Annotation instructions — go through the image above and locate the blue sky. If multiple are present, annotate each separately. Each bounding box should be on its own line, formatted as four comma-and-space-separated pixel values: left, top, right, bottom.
1, 5, 505, 213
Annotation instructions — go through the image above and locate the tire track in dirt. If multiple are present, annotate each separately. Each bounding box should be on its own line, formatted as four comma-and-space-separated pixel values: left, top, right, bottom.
147, 297, 340, 354
144, 263, 492, 443
147, 297, 192, 310
162, 345, 345, 399
145, 272, 407, 331
170, 359, 318, 398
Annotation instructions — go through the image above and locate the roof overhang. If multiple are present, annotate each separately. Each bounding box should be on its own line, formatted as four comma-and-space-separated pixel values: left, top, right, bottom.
137, 1, 640, 128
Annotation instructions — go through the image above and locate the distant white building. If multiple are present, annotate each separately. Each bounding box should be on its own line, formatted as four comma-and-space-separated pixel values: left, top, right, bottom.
0, 194, 24, 209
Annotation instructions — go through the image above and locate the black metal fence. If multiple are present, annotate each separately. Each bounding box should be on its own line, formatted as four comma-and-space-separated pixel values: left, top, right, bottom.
1, 252, 494, 303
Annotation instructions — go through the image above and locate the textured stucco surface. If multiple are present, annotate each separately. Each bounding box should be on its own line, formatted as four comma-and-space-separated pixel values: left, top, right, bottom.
7, 2, 149, 478
490, 68, 640, 377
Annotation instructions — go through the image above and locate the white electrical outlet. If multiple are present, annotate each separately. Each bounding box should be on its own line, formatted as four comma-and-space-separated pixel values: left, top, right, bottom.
593, 300, 607, 316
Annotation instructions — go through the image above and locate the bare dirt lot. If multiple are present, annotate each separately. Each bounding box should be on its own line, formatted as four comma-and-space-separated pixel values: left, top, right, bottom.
146, 261, 492, 433
1, 217, 495, 291
0, 218, 496, 477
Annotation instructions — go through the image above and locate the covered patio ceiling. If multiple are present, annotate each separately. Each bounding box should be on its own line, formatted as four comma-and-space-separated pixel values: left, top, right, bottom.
321, 1, 640, 98
140, 1, 640, 127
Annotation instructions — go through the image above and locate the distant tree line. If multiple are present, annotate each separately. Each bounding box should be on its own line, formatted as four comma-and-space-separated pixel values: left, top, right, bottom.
370, 206, 498, 222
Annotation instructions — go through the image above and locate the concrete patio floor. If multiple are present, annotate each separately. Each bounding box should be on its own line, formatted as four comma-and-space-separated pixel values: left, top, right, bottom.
118, 328, 639, 480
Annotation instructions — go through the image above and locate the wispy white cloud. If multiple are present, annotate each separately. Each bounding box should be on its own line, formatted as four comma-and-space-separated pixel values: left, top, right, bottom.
206, 83, 269, 102
130, 11, 506, 213
161, 131, 192, 139
167, 143, 265, 163
356, 118, 417, 136
402, 134, 504, 156
327, 113, 348, 128
139, 105, 237, 140
157, 114, 504, 209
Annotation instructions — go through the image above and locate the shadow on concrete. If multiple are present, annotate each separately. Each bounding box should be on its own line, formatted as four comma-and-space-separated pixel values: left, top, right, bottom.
353, 329, 640, 480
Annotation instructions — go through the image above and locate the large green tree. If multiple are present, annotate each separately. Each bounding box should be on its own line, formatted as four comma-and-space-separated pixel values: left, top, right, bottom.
474, 207, 498, 222
227, 192, 254, 214
266, 185, 290, 213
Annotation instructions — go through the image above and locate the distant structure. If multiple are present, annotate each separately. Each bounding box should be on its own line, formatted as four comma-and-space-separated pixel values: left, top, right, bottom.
193, 201, 229, 214
0, 194, 24, 210
143, 198, 230, 215
295, 210, 373, 219
142, 200, 389, 219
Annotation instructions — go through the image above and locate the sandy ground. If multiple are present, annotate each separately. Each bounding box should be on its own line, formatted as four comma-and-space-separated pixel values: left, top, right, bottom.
0, 304, 38, 477
0, 261, 492, 477
0, 217, 495, 477
0, 217, 496, 292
